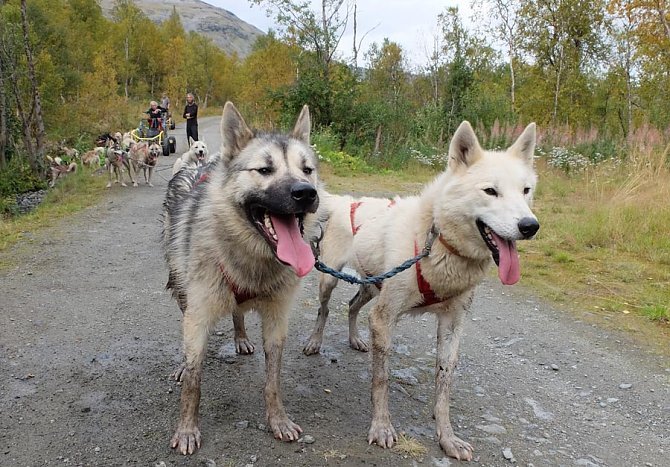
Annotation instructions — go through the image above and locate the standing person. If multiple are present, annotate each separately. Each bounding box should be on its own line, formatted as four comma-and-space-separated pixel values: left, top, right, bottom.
161, 92, 170, 112
183, 93, 198, 145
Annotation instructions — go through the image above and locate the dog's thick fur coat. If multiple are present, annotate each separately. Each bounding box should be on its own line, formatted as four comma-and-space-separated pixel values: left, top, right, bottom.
163, 102, 321, 455
303, 121, 539, 460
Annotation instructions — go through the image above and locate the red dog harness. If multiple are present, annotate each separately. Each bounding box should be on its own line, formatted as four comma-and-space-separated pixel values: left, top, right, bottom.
219, 264, 257, 305
350, 199, 397, 236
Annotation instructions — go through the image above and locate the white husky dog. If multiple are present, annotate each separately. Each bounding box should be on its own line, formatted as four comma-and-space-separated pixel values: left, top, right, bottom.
305, 121, 539, 461
172, 138, 209, 176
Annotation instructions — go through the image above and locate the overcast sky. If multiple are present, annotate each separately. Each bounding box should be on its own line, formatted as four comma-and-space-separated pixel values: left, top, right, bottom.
208, 0, 473, 68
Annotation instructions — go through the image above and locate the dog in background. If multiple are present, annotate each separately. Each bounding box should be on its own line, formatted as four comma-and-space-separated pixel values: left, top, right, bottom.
46, 155, 78, 188
171, 138, 209, 176
105, 145, 135, 188
131, 142, 160, 187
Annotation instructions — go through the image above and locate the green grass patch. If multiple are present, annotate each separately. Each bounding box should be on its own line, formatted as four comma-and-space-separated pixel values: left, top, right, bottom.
0, 168, 107, 253
642, 304, 669, 323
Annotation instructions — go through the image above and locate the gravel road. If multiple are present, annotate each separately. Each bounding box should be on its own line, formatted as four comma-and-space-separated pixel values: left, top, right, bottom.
1, 117, 668, 467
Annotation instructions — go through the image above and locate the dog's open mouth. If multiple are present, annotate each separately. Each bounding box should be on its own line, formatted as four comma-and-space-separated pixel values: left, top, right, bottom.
476, 219, 520, 285
248, 205, 314, 277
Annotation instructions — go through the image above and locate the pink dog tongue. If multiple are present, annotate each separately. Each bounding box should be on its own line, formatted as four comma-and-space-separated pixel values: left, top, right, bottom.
270, 214, 314, 277
492, 232, 520, 285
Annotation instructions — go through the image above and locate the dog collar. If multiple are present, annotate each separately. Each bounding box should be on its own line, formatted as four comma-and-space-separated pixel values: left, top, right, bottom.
438, 234, 462, 257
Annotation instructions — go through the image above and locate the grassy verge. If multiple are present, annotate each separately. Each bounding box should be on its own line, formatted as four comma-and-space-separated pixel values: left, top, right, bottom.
0, 168, 107, 256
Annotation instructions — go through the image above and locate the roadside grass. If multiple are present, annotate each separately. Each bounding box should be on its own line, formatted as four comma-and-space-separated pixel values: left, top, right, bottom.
0, 168, 107, 253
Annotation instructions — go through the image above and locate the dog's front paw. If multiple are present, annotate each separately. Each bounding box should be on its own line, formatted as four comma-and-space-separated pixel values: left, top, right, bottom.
234, 336, 255, 355
170, 424, 201, 455
121, 182, 127, 187
105, 183, 111, 188
133, 182, 138, 187
367, 419, 397, 448
148, 182, 154, 187
302, 337, 322, 356
349, 335, 369, 352
439, 434, 473, 461
268, 414, 302, 441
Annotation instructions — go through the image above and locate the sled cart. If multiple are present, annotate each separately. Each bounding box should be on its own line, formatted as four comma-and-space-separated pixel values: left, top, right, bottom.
132, 110, 177, 156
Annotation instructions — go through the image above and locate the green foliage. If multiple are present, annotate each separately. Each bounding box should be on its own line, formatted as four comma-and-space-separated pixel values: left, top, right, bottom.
312, 129, 379, 174
642, 304, 669, 323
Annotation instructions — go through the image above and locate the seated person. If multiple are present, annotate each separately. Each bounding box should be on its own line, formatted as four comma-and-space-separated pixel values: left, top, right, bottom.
145, 100, 166, 132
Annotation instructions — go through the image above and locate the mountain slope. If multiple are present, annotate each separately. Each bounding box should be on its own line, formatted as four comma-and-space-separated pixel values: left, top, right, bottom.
99, 0, 264, 58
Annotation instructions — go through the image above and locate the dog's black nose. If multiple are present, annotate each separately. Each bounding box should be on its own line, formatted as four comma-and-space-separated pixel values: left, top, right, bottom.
518, 217, 540, 239
291, 182, 318, 207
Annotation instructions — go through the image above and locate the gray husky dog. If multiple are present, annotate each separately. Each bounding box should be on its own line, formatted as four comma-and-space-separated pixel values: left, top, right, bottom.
162, 102, 321, 455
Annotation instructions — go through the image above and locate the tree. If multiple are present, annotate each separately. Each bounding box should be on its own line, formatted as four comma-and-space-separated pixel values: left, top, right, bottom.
518, 0, 609, 125
250, 0, 353, 125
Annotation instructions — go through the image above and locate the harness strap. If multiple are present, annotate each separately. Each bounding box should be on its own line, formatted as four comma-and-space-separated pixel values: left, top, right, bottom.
350, 201, 363, 235
414, 240, 443, 307
219, 264, 257, 305
194, 172, 209, 187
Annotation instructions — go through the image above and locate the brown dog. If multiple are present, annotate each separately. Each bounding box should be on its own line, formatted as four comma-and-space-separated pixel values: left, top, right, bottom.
130, 142, 160, 187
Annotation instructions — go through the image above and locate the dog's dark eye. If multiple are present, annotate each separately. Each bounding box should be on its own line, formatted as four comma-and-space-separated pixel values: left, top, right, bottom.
483, 188, 498, 197
256, 167, 273, 176
303, 167, 313, 175
523, 187, 531, 195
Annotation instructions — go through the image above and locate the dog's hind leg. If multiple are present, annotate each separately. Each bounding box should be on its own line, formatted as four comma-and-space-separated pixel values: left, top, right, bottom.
303, 267, 343, 355
232, 310, 255, 354
434, 292, 474, 461
367, 294, 398, 449
261, 300, 303, 442
106, 165, 113, 188
347, 284, 376, 352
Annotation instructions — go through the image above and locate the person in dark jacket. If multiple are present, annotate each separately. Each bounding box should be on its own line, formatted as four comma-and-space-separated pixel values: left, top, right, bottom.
145, 100, 166, 130
183, 93, 198, 145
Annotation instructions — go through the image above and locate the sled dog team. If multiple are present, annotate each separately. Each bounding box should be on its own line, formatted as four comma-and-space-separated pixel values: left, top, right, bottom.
162, 102, 540, 460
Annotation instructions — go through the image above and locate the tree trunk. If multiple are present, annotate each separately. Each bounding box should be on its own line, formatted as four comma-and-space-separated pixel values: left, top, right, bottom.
656, 2, 670, 42
625, 32, 633, 146
552, 48, 564, 124
374, 125, 382, 154
124, 36, 130, 99
0, 56, 7, 169
21, 0, 46, 176
10, 75, 36, 163
352, 2, 358, 69
508, 41, 515, 110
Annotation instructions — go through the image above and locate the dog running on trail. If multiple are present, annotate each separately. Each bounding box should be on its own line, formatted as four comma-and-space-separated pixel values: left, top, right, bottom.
162, 102, 322, 455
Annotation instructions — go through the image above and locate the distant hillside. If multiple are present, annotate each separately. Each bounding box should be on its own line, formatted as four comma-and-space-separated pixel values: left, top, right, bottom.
99, 0, 264, 58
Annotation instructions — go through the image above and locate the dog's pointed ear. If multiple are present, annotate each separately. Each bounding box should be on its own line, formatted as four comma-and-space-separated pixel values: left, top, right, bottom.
448, 121, 482, 170
508, 122, 536, 166
291, 105, 311, 145
189, 136, 194, 146
221, 101, 253, 162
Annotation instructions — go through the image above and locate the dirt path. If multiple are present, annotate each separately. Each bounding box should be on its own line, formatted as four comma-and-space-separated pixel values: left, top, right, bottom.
1, 117, 668, 467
